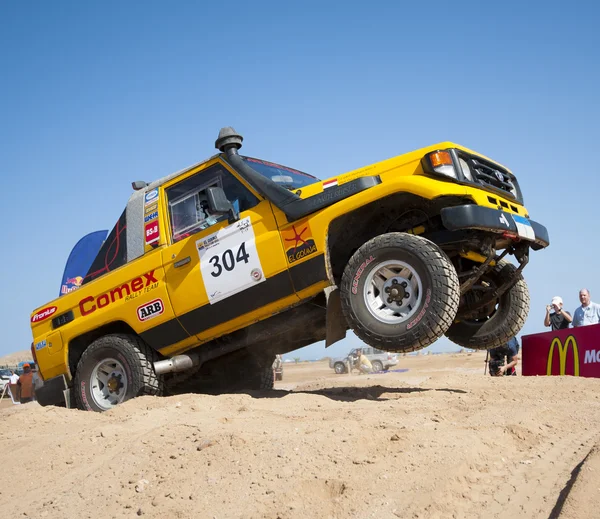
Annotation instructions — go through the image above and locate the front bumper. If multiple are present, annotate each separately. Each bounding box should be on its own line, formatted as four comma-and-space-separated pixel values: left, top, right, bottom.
441, 205, 549, 250
35, 375, 68, 407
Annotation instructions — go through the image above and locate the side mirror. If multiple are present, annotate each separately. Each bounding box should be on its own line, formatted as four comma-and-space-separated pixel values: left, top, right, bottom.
206, 187, 240, 223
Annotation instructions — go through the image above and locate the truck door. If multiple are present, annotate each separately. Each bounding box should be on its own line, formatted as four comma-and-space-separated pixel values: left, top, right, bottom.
160, 160, 298, 355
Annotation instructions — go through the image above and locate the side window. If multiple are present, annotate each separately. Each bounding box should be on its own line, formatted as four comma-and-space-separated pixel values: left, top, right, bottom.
166, 164, 260, 243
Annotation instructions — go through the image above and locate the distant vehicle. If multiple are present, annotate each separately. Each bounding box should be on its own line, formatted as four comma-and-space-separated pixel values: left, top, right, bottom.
329, 347, 398, 374
0, 369, 12, 392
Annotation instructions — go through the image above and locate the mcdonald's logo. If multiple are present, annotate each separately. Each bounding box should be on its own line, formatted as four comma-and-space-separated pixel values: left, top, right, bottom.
547, 335, 580, 376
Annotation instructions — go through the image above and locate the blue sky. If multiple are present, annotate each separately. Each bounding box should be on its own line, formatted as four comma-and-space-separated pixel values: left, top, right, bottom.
0, 1, 598, 360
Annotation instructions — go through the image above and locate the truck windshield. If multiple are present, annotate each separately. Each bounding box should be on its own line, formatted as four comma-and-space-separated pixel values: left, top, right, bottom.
242, 157, 318, 190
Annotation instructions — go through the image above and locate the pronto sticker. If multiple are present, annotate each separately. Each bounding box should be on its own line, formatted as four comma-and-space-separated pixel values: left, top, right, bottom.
137, 298, 164, 322
35, 340, 47, 351
145, 188, 159, 205
31, 306, 58, 323
281, 221, 318, 263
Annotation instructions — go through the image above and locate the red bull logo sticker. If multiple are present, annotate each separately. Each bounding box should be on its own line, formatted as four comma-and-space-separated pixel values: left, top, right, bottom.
61, 276, 84, 295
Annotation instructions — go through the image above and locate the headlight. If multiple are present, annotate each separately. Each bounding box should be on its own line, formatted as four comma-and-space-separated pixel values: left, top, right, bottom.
458, 158, 474, 181
428, 151, 457, 178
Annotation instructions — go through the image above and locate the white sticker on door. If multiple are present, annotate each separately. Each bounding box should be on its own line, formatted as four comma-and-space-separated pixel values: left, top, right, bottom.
196, 216, 265, 304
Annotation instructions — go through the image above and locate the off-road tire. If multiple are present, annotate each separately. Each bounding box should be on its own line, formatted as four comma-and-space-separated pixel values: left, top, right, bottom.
445, 260, 530, 350
193, 351, 275, 393
74, 334, 162, 412
226, 358, 274, 391
372, 360, 384, 372
334, 362, 347, 374
340, 232, 460, 353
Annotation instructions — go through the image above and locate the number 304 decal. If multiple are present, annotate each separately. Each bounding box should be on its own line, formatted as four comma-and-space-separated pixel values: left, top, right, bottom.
209, 243, 250, 278
196, 216, 265, 304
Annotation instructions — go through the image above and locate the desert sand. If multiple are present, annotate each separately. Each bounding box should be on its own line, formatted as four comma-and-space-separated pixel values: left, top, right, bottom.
1, 351, 599, 518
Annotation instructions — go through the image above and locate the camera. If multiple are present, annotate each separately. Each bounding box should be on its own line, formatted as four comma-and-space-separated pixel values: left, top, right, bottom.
488, 359, 504, 377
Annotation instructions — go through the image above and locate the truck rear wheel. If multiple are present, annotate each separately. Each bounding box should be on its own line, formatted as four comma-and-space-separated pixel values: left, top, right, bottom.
340, 233, 460, 353
74, 334, 163, 412
445, 260, 530, 350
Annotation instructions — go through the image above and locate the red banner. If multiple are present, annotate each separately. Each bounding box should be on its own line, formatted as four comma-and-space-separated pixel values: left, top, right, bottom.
522, 324, 600, 377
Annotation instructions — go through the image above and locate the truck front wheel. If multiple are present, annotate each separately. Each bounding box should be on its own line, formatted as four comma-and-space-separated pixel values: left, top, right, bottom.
340, 233, 460, 353
74, 334, 163, 412
445, 260, 530, 350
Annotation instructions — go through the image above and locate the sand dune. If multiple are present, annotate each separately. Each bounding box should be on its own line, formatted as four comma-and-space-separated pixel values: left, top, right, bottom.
1, 352, 599, 518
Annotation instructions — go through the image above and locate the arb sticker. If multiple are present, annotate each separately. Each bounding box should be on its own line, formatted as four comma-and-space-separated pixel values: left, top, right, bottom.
145, 221, 160, 245
137, 298, 164, 322
31, 306, 58, 323
281, 221, 318, 263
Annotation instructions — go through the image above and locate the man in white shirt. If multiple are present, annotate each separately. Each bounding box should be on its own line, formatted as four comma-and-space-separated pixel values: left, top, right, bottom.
573, 289, 600, 327
9, 371, 19, 384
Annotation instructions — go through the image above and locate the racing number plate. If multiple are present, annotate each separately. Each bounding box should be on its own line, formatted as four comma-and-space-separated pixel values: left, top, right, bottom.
511, 214, 535, 241
196, 216, 265, 304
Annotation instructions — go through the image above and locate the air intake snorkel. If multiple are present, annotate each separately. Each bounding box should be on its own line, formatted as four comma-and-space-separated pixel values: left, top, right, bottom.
216, 127, 381, 221
215, 127, 301, 212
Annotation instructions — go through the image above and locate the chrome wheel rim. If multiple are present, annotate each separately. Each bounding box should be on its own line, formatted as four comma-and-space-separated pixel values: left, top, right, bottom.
363, 260, 423, 324
90, 358, 128, 410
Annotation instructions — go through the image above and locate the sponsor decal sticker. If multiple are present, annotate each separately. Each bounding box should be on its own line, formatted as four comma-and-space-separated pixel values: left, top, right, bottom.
499, 214, 509, 227
144, 202, 158, 214
547, 335, 580, 376
35, 340, 47, 351
60, 275, 84, 295
31, 306, 58, 323
144, 211, 158, 223
351, 255, 375, 295
137, 298, 164, 322
406, 289, 431, 330
282, 221, 318, 263
145, 188, 159, 205
323, 178, 338, 189
145, 221, 160, 245
78, 270, 159, 316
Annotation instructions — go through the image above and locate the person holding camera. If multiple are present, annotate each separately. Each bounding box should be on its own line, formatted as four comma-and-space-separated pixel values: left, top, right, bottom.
488, 337, 520, 376
544, 296, 572, 331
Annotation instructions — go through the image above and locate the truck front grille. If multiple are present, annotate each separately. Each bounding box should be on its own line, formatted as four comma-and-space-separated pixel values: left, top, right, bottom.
469, 157, 516, 198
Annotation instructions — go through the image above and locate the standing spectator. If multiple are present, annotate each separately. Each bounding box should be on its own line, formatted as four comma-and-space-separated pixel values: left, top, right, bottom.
9, 370, 19, 384
17, 363, 34, 404
573, 289, 600, 327
544, 296, 572, 330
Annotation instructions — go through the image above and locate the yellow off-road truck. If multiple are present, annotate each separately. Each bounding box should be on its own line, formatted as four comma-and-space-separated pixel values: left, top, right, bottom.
30, 127, 549, 411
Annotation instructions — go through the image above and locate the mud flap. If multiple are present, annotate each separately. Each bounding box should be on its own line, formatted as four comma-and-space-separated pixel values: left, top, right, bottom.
325, 288, 347, 347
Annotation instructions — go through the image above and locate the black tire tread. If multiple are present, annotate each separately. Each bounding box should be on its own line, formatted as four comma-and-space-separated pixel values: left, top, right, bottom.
340, 233, 460, 353
445, 260, 530, 350
74, 333, 163, 411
